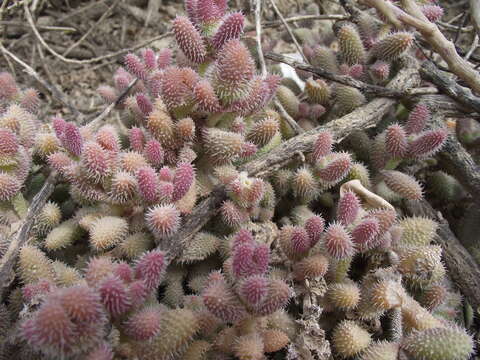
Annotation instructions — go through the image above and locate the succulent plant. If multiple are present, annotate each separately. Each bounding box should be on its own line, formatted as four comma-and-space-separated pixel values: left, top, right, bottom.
0, 1, 475, 359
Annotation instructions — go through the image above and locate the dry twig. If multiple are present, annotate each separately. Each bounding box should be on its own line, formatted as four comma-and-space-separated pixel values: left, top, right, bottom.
24, 2, 88, 65
254, 0, 267, 76
241, 63, 419, 176
86, 79, 138, 128
0, 21, 76, 32
465, 35, 479, 61
434, 127, 480, 206
253, 2, 302, 135
437, 21, 473, 33
56, 0, 108, 23
145, 0, 162, 27
266, 52, 412, 98
470, 0, 480, 38
163, 187, 226, 261
419, 61, 480, 114
274, 99, 304, 135
59, 0, 121, 59
410, 95, 480, 206
261, 14, 348, 28
24, 1, 172, 65
268, 0, 307, 62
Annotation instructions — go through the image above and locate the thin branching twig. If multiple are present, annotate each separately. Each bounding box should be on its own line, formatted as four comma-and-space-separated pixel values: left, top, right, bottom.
470, 0, 480, 38
268, 0, 307, 62
265, 52, 424, 98
86, 78, 138, 128
254, 0, 267, 77
24, 1, 172, 65
59, 0, 121, 59
404, 199, 480, 310
419, 61, 480, 113
274, 99, 304, 134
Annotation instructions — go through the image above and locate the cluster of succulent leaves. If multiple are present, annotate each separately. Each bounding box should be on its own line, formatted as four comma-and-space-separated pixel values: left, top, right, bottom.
0, 0, 476, 360
0, 72, 40, 212
274, 3, 446, 133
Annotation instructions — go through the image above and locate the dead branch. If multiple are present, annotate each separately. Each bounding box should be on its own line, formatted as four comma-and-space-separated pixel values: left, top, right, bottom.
415, 94, 471, 116
243, 59, 420, 177
436, 129, 480, 207
465, 34, 479, 61
268, 0, 307, 62
0, 21, 77, 33
470, 0, 480, 38
145, 0, 162, 27
437, 21, 473, 33
261, 14, 348, 29
163, 187, 226, 261
274, 99, 304, 135
118, 2, 163, 26
265, 52, 408, 98
404, 199, 480, 311
254, 0, 267, 77
56, 0, 109, 23
85, 79, 138, 128
24, 1, 88, 65
361, 0, 480, 94
254, 1, 301, 136
419, 61, 480, 114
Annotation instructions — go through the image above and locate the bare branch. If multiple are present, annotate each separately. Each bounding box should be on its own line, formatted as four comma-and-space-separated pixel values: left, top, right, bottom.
419, 61, 480, 114
254, 0, 267, 77
60, 0, 121, 59
85, 79, 138, 128
465, 34, 479, 61
411, 95, 480, 206
432, 117, 480, 206
470, 0, 480, 38
274, 99, 304, 135
438, 138, 480, 206
163, 187, 226, 262
24, 2, 88, 65
265, 52, 407, 98
438, 21, 473, 33
267, 0, 307, 62
0, 21, 77, 32
145, 0, 162, 27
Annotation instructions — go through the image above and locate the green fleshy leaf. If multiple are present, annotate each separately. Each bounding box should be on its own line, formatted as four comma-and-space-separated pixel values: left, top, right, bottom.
11, 192, 28, 219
